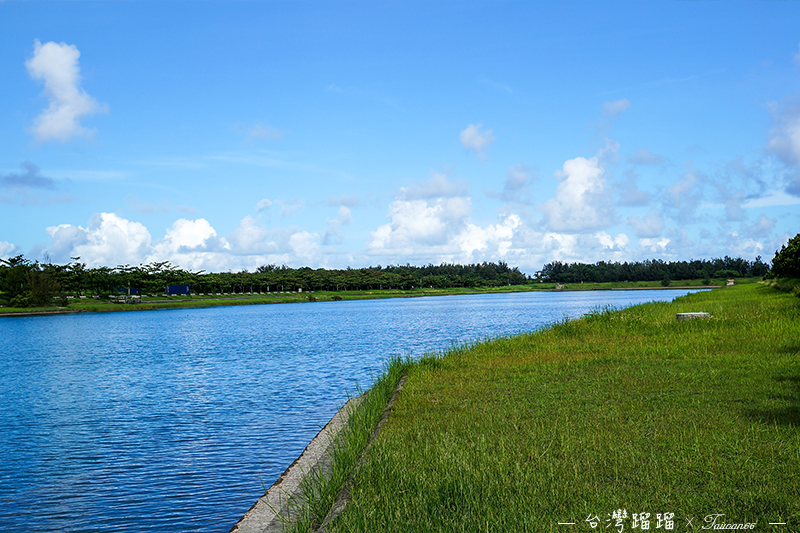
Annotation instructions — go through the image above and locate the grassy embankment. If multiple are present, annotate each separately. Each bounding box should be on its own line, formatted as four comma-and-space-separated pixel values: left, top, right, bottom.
0, 277, 751, 316
290, 281, 799, 532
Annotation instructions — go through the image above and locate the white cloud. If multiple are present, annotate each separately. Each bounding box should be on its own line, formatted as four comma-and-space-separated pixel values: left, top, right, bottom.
664, 171, 705, 223
455, 214, 521, 259
153, 218, 223, 254
539, 154, 614, 232
741, 214, 776, 239
488, 164, 534, 203
289, 231, 320, 263
628, 148, 663, 165
617, 173, 650, 207
279, 199, 305, 218
0, 241, 19, 260
402, 172, 469, 200
595, 231, 630, 251
368, 197, 472, 254
25, 39, 107, 143
47, 213, 151, 267
766, 96, 800, 195
460, 123, 496, 158
743, 190, 800, 208
627, 210, 665, 238
255, 197, 305, 217
46, 223, 89, 261
602, 99, 630, 118
226, 216, 274, 255
323, 206, 353, 245
41, 211, 331, 272
325, 194, 361, 207
639, 237, 671, 253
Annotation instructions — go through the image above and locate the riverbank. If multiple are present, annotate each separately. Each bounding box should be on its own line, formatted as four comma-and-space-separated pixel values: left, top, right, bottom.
282, 282, 799, 532
0, 278, 746, 317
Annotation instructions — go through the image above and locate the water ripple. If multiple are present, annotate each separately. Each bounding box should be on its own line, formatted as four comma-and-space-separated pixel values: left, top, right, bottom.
0, 290, 700, 532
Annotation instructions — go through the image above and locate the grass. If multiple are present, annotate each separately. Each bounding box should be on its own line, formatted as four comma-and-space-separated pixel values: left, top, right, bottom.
282, 356, 411, 533
318, 282, 800, 532
0, 278, 760, 317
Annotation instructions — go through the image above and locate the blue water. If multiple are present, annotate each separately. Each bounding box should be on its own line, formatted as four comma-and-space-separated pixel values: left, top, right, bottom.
0, 290, 702, 532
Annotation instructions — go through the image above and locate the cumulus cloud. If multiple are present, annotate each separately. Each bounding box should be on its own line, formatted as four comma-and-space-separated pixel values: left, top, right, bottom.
602, 99, 630, 118
153, 218, 224, 254
42, 212, 328, 271
638, 237, 671, 253
460, 123, 496, 158
539, 154, 614, 232
46, 213, 151, 267
595, 231, 630, 251
26, 39, 107, 143
0, 241, 20, 260
46, 223, 89, 261
766, 96, 800, 195
367, 198, 530, 265
455, 214, 521, 260
368, 197, 472, 254
256, 198, 273, 211
288, 231, 320, 263
226, 216, 273, 255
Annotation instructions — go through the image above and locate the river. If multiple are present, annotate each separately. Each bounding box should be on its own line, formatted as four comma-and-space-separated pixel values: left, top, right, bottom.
0, 289, 703, 532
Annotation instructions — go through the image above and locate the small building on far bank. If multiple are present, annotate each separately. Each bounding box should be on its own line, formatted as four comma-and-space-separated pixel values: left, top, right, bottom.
165, 284, 191, 295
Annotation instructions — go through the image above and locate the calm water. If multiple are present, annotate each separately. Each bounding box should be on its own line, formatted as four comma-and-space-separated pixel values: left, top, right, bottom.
0, 290, 701, 532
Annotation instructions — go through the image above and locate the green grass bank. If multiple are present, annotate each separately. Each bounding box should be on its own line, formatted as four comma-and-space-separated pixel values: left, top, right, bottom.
0, 277, 748, 316
308, 283, 799, 532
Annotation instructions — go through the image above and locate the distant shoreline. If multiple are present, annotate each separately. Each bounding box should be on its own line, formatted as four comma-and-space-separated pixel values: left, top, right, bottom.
0, 283, 724, 318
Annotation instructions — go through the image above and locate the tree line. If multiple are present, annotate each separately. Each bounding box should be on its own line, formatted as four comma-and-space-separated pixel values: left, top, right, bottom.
0, 257, 527, 307
2, 243, 794, 308
536, 256, 771, 284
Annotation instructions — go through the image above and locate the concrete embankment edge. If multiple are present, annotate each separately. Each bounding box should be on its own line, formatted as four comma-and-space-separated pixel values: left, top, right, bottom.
229, 397, 362, 533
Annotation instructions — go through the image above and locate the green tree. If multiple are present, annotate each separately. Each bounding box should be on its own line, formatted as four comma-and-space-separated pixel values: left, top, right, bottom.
0, 255, 31, 306
769, 233, 800, 278
26, 263, 62, 307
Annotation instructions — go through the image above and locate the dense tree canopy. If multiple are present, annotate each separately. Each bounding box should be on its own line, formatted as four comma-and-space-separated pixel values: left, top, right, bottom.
768, 233, 800, 279
0, 259, 527, 307
0, 253, 773, 308
536, 256, 770, 284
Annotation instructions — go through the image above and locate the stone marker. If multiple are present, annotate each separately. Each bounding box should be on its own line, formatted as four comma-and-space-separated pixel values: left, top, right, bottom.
676, 312, 711, 320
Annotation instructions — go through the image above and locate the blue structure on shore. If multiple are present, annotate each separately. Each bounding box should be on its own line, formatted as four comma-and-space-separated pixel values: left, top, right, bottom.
165, 284, 191, 295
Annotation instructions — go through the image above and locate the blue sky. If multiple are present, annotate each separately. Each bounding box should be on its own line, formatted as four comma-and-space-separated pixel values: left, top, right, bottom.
2, 1, 799, 274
